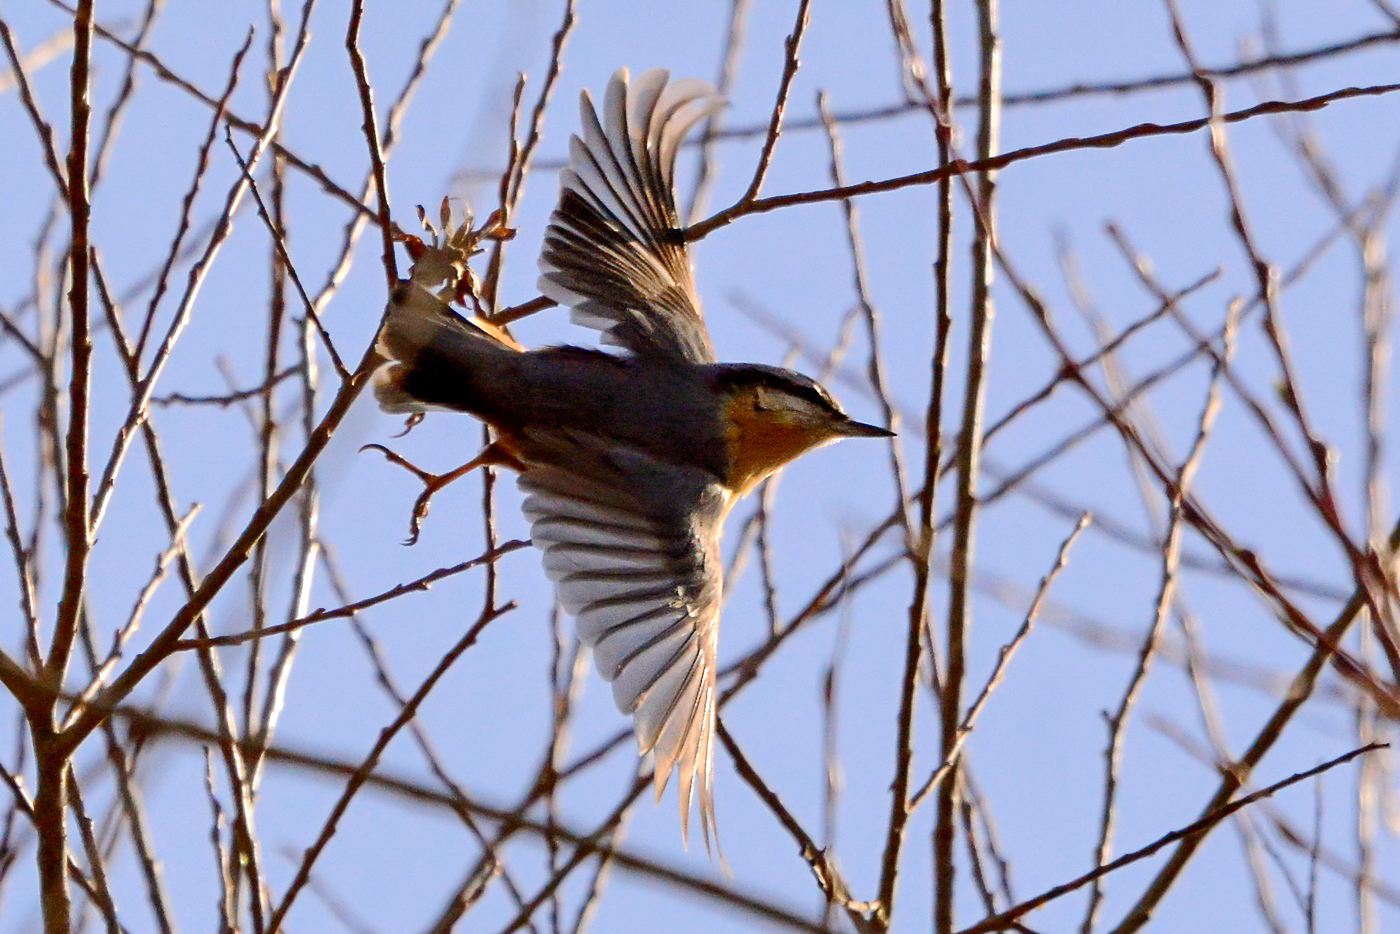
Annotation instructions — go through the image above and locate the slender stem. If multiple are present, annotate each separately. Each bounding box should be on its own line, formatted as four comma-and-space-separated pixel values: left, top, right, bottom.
1108, 522, 1400, 931
935, 3, 999, 930
346, 0, 398, 287
959, 743, 1386, 934
35, 5, 94, 930
685, 81, 1400, 240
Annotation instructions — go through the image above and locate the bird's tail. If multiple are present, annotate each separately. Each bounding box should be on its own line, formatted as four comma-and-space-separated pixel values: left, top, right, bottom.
373, 280, 522, 416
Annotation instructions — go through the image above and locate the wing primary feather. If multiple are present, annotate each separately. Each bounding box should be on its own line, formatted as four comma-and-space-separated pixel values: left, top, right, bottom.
624, 69, 671, 233
605, 69, 662, 240
615, 630, 696, 732
655, 659, 704, 787
577, 601, 676, 650
595, 615, 688, 682
630, 642, 701, 753
694, 688, 719, 854
596, 611, 687, 677
577, 92, 650, 244
537, 69, 721, 363
669, 677, 708, 845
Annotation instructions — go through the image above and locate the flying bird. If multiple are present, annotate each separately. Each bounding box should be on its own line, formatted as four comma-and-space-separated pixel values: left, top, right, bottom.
373, 68, 893, 847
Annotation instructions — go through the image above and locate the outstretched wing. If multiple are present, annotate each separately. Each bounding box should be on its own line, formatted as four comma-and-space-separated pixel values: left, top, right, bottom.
514, 428, 727, 848
539, 67, 724, 364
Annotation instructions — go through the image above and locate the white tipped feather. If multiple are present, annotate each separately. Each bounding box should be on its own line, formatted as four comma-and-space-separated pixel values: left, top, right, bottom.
576, 599, 674, 647
628, 69, 670, 132
690, 687, 719, 850
654, 664, 703, 781
578, 96, 647, 241
627, 68, 670, 159
539, 68, 723, 364
659, 97, 726, 190
529, 71, 735, 847
516, 452, 723, 850
569, 307, 617, 332
593, 615, 688, 683
530, 516, 667, 551
625, 634, 700, 747
520, 491, 653, 533
664, 677, 709, 845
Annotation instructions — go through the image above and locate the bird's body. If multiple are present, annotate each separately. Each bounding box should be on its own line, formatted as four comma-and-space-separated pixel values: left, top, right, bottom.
381, 320, 724, 481
373, 68, 890, 848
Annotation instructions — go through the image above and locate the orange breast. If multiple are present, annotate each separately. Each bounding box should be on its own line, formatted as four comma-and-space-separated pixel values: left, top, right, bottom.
724, 397, 827, 497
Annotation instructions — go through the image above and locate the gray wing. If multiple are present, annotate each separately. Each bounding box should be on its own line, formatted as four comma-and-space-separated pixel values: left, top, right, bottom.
514, 429, 727, 848
538, 68, 724, 365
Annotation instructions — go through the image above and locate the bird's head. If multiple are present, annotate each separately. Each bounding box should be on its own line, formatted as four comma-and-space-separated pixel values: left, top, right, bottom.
712, 364, 893, 496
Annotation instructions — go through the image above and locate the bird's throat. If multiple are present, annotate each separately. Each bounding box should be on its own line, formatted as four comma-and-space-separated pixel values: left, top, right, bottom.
724, 404, 829, 498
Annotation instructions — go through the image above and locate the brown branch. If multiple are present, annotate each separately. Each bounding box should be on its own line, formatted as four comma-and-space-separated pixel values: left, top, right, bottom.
700, 0, 813, 231
322, 548, 536, 919
47, 0, 94, 705
65, 769, 118, 933
910, 514, 1089, 812
686, 0, 752, 223
35, 5, 96, 928
1080, 289, 1236, 930
57, 348, 379, 753
467, 25, 1400, 173
48, 0, 374, 220
0, 25, 70, 93
0, 419, 42, 669
152, 366, 299, 407
487, 293, 556, 326
223, 130, 350, 381
0, 15, 69, 199
930, 4, 999, 930
173, 540, 528, 650
686, 81, 1400, 239
1107, 517, 1400, 930
264, 599, 517, 929
345, 0, 397, 288
201, 751, 235, 931
480, 0, 576, 312
957, 743, 1388, 933
132, 30, 254, 363
717, 721, 877, 933
87, 27, 287, 540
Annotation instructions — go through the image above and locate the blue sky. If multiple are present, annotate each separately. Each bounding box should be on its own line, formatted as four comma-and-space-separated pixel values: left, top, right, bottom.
2, 1, 1399, 931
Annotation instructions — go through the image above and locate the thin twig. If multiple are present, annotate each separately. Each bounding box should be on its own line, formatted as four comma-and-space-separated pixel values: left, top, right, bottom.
264, 601, 516, 929
1107, 515, 1400, 930
717, 721, 877, 933
223, 130, 350, 380
958, 743, 1388, 933
0, 421, 42, 669
910, 514, 1089, 811
345, 0, 397, 287
702, 0, 813, 230
930, 5, 999, 929
173, 540, 526, 648
686, 81, 1400, 239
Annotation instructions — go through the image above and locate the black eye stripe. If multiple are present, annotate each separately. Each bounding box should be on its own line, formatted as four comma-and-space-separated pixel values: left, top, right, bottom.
716, 364, 843, 416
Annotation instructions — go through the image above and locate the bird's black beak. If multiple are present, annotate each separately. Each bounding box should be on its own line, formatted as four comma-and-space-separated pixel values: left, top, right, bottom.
840, 418, 896, 438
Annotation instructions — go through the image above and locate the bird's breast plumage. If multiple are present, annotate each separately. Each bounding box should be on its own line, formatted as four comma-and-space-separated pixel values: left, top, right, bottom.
720, 389, 838, 497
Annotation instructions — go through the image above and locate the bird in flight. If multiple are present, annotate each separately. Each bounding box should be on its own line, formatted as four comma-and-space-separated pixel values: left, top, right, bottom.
373, 68, 892, 848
